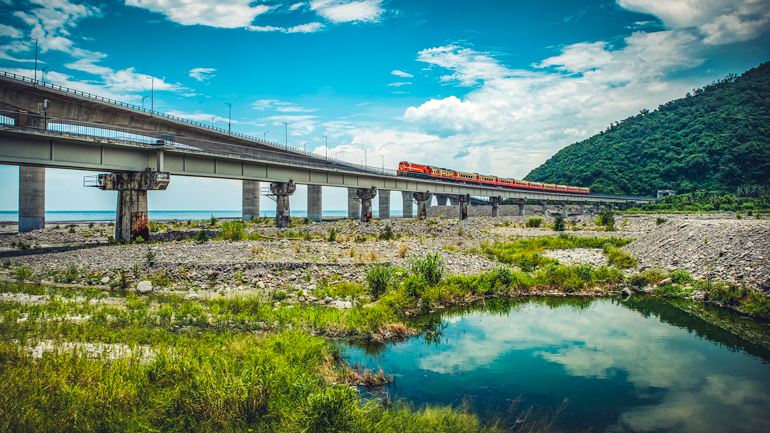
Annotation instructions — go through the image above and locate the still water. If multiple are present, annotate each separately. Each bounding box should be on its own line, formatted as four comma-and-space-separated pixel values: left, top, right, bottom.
345, 297, 770, 432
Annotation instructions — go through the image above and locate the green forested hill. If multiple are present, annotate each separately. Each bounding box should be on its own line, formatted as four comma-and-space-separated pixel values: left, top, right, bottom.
525, 61, 770, 196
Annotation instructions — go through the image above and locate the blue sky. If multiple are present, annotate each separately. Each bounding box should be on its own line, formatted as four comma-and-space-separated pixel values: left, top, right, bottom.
1, 0, 769, 212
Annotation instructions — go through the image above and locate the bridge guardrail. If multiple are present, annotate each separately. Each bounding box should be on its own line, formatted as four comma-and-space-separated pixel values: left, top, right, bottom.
0, 70, 332, 160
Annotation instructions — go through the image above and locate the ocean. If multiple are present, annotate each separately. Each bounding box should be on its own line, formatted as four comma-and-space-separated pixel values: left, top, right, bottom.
0, 210, 401, 223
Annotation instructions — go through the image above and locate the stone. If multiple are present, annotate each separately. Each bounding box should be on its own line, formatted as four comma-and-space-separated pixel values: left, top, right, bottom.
256, 281, 265, 288
658, 278, 672, 286
621, 287, 633, 297
185, 292, 200, 300
136, 281, 153, 293
100, 276, 110, 284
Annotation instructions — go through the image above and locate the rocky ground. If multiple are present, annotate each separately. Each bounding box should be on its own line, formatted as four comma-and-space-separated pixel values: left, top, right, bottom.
1, 212, 768, 294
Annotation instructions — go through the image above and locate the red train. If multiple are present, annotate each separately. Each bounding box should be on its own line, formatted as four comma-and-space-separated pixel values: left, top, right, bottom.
397, 161, 590, 194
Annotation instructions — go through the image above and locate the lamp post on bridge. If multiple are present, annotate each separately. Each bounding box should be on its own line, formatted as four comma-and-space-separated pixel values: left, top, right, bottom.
141, 95, 148, 110
281, 122, 288, 146
145, 76, 154, 112
224, 103, 232, 134
41, 66, 48, 83
380, 155, 384, 169
211, 116, 217, 128
29, 38, 38, 83
263, 131, 269, 140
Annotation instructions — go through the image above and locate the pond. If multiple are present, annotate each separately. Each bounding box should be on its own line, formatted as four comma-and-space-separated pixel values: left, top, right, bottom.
344, 297, 770, 432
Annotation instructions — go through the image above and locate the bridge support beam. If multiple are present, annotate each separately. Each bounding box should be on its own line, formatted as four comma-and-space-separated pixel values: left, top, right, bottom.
457, 194, 470, 220
242, 180, 260, 221
561, 201, 569, 217
347, 188, 360, 220
402, 191, 413, 218
518, 199, 526, 216
271, 181, 296, 228
19, 166, 45, 232
490, 196, 501, 217
357, 187, 377, 223
378, 190, 391, 220
436, 194, 449, 206
413, 192, 432, 220
307, 185, 322, 222
97, 171, 170, 242
539, 199, 548, 216
608, 203, 615, 212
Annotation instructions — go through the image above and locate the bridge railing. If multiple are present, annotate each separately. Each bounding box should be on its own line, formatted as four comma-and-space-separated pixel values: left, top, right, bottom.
0, 109, 399, 178
0, 70, 333, 159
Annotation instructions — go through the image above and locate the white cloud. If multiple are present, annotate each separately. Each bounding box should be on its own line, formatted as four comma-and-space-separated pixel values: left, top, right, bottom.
252, 99, 315, 113
0, 24, 22, 38
189, 67, 216, 82
264, 115, 319, 135
125, 0, 273, 28
248, 22, 325, 33
392, 70, 413, 77
289, 2, 306, 11
387, 82, 411, 87
310, 0, 385, 23
617, 0, 770, 45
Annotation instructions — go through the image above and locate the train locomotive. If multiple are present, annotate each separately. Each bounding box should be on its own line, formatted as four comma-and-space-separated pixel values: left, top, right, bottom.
397, 161, 590, 194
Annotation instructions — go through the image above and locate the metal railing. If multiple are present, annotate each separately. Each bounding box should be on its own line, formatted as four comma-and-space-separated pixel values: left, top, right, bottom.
0, 109, 399, 177
0, 70, 327, 159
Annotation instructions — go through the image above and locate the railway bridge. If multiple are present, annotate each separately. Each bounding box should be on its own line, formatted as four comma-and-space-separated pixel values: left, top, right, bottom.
0, 71, 655, 241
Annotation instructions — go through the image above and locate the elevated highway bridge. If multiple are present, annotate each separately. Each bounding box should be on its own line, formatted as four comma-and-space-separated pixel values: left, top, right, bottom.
0, 72, 656, 240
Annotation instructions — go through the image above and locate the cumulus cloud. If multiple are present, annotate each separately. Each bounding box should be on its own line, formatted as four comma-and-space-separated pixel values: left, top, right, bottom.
189, 68, 216, 82
289, 2, 306, 11
617, 0, 770, 45
387, 82, 411, 87
125, 0, 272, 28
310, 0, 385, 23
248, 22, 325, 33
392, 70, 413, 77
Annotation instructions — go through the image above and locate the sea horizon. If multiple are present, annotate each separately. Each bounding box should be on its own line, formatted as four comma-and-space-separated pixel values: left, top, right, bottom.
0, 209, 403, 223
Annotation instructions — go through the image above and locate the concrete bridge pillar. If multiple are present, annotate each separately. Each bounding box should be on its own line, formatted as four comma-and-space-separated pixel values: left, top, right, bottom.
401, 191, 414, 218
457, 194, 471, 220
561, 200, 569, 217
307, 185, 322, 222
436, 194, 449, 206
271, 181, 296, 228
19, 166, 45, 232
378, 190, 391, 220
448, 195, 459, 206
490, 196, 501, 217
539, 199, 548, 216
579, 201, 586, 215
347, 188, 360, 220
518, 199, 526, 216
357, 187, 377, 223
608, 203, 615, 212
242, 180, 260, 221
97, 171, 170, 242
413, 192, 432, 220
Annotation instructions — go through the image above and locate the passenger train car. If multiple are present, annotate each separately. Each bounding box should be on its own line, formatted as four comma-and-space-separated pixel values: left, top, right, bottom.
397, 161, 590, 194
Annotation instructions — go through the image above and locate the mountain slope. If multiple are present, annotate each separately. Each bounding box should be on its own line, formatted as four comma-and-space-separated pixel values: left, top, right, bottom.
524, 62, 770, 196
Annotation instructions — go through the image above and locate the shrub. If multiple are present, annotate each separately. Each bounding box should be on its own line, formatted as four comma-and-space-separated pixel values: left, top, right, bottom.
327, 228, 338, 242
706, 282, 750, 305
365, 263, 395, 299
409, 253, 445, 286
209, 215, 218, 226
668, 269, 693, 285
491, 266, 514, 287
273, 291, 287, 301
64, 263, 79, 283
658, 284, 693, 299
599, 209, 615, 230
526, 217, 543, 228
220, 220, 245, 241
380, 224, 396, 241
604, 246, 637, 269
553, 214, 566, 231
145, 247, 157, 262
656, 217, 666, 225
194, 230, 209, 242
68, 226, 76, 234
13, 264, 33, 282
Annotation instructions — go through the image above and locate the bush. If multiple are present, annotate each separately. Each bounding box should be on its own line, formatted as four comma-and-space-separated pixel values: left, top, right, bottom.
380, 224, 396, 241
64, 263, 79, 283
194, 230, 209, 242
599, 209, 615, 230
706, 283, 750, 305
220, 220, 245, 241
365, 263, 395, 299
668, 269, 693, 285
327, 228, 338, 242
656, 217, 666, 225
145, 247, 157, 262
526, 217, 543, 228
491, 266, 514, 286
13, 264, 33, 282
604, 246, 637, 269
553, 214, 566, 231
409, 253, 445, 286
209, 215, 218, 226
658, 284, 693, 299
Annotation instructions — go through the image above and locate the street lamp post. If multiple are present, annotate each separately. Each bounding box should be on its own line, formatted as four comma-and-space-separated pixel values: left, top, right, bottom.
263, 131, 269, 140
141, 95, 148, 110
224, 103, 232, 134
146, 77, 154, 112
211, 116, 217, 128
335, 152, 339, 159
281, 122, 288, 146
322, 135, 328, 158
41, 66, 49, 83
380, 155, 384, 169
29, 38, 38, 83
364, 149, 367, 167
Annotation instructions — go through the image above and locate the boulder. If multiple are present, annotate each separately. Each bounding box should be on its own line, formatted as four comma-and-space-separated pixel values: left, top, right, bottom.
136, 281, 153, 294
658, 278, 672, 286
100, 276, 110, 284
621, 287, 633, 297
